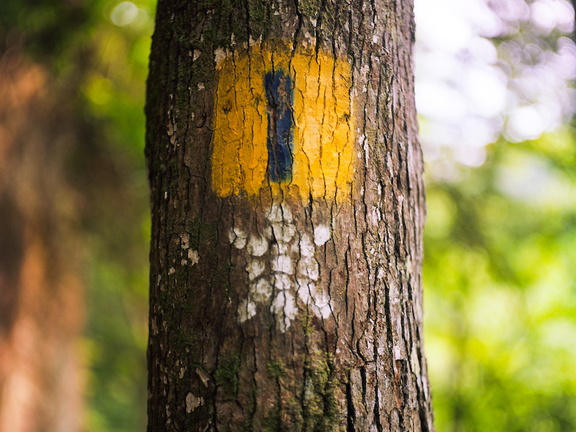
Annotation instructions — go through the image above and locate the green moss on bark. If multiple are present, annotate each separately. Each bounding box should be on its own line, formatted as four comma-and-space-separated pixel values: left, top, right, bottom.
302, 352, 339, 432
215, 354, 242, 396
266, 359, 286, 379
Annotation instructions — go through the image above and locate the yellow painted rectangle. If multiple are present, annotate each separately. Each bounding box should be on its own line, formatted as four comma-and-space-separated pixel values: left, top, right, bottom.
211, 44, 355, 202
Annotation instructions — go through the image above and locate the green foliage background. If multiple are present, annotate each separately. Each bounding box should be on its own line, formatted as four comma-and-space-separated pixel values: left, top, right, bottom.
424, 129, 576, 431
1, 0, 574, 430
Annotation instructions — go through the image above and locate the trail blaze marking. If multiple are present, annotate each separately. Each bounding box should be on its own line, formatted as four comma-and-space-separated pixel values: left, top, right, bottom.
211, 45, 355, 202
264, 70, 294, 182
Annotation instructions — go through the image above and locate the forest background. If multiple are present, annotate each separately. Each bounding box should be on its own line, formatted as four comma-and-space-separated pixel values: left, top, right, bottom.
0, 0, 574, 430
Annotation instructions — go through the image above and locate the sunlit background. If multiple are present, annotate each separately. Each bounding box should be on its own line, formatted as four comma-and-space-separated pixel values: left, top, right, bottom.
416, 0, 576, 430
0, 0, 574, 430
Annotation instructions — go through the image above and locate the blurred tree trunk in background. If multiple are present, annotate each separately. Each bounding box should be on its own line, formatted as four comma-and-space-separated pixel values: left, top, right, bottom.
0, 0, 154, 428
146, 0, 434, 430
0, 49, 83, 431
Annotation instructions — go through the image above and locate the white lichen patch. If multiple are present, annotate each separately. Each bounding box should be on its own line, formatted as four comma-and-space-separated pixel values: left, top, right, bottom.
274, 273, 293, 291
168, 267, 176, 275
252, 279, 272, 302
303, 31, 317, 48
296, 280, 314, 304
229, 228, 248, 249
214, 47, 228, 67
247, 236, 268, 257
296, 281, 332, 319
312, 291, 332, 319
188, 249, 200, 266
272, 241, 290, 255
271, 255, 294, 275
237, 299, 257, 323
271, 291, 297, 332
246, 259, 265, 280
271, 222, 296, 243
248, 35, 263, 47
314, 225, 331, 246
180, 233, 190, 249
233, 203, 334, 329
300, 234, 315, 257
297, 256, 319, 281
185, 393, 203, 413
266, 203, 292, 223
261, 225, 273, 240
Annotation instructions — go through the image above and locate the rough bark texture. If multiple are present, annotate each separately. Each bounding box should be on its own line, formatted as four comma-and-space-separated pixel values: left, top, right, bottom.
146, 1, 433, 431
0, 51, 83, 432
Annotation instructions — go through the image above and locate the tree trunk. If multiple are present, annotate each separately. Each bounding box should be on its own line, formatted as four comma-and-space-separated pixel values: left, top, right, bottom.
146, 1, 433, 430
0, 51, 83, 432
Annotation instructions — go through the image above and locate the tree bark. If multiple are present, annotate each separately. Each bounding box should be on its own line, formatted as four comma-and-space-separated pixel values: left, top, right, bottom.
146, 1, 433, 431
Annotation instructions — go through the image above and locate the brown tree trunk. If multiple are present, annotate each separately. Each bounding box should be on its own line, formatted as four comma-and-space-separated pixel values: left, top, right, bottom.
0, 52, 84, 431
146, 1, 433, 430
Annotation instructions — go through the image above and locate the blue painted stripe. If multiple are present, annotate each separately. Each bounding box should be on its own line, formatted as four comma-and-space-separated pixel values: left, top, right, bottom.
264, 70, 293, 182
